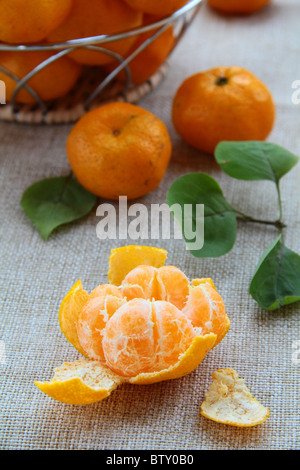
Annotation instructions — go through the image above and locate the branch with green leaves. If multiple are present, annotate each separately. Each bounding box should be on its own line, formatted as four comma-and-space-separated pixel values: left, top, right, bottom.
167, 141, 300, 311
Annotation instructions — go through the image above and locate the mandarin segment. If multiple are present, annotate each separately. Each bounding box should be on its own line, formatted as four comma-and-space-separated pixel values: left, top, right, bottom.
122, 265, 189, 309
102, 299, 195, 377
77, 294, 125, 361
122, 265, 158, 300
183, 283, 230, 345
102, 299, 157, 377
200, 369, 270, 427
153, 301, 195, 371
130, 333, 217, 385
156, 266, 189, 310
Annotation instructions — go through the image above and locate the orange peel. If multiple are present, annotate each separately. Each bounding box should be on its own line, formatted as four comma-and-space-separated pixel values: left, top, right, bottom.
108, 245, 168, 285
59, 280, 89, 357
36, 246, 229, 405
200, 369, 270, 427
35, 360, 124, 405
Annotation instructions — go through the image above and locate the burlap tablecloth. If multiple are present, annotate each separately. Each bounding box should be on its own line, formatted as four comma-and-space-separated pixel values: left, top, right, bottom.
1, 0, 299, 450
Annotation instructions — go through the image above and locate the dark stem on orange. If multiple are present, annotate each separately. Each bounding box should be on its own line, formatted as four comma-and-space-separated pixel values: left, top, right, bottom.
216, 76, 228, 86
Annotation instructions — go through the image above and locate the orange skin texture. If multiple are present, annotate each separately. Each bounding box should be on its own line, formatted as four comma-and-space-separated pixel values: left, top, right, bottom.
106, 16, 175, 84
183, 284, 230, 345
66, 102, 172, 200
122, 265, 190, 310
0, 51, 82, 104
208, 0, 272, 14
47, 0, 143, 65
172, 66, 275, 155
124, 0, 189, 17
102, 299, 195, 377
0, 0, 72, 44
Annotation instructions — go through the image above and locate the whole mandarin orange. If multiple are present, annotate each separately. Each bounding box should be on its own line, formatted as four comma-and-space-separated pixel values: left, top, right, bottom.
66, 102, 172, 200
172, 66, 275, 154
208, 0, 272, 14
106, 15, 175, 85
0, 0, 72, 44
0, 51, 82, 104
47, 0, 142, 66
123, 0, 189, 17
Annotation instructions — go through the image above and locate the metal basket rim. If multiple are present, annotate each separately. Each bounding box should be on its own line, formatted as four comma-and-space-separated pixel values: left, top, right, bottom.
0, 0, 203, 51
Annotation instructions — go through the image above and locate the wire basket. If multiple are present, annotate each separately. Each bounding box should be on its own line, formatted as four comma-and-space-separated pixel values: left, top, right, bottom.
0, 0, 203, 124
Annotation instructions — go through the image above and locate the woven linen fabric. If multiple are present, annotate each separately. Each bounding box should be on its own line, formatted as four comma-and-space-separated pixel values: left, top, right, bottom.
0, 0, 299, 450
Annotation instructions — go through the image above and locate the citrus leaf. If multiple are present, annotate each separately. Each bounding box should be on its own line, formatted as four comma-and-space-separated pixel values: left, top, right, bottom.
249, 235, 300, 310
21, 175, 97, 239
167, 173, 237, 257
215, 141, 299, 183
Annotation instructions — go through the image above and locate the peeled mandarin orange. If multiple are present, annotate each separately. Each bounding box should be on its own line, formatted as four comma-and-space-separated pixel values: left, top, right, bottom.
123, 0, 189, 17
208, 0, 272, 15
35, 246, 228, 404
183, 280, 230, 345
66, 102, 172, 200
0, 51, 82, 104
0, 0, 72, 44
172, 66, 275, 155
47, 0, 143, 66
102, 299, 195, 377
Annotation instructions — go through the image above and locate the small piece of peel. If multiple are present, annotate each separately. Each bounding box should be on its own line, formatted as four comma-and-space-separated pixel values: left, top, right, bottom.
108, 245, 167, 285
35, 360, 124, 405
200, 368, 270, 427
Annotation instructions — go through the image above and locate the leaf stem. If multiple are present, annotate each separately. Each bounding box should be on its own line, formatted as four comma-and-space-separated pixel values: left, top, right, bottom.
235, 211, 287, 229
276, 180, 283, 222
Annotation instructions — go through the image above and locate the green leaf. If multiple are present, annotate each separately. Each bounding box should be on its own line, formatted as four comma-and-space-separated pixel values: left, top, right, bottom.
215, 141, 299, 183
167, 173, 237, 257
21, 175, 97, 239
250, 235, 300, 310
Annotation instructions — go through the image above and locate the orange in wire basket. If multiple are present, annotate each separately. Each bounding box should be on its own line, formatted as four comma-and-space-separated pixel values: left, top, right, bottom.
47, 0, 143, 65
172, 66, 275, 154
208, 0, 272, 15
106, 16, 175, 85
0, 0, 72, 44
124, 0, 190, 17
66, 102, 172, 200
0, 51, 82, 104
35, 246, 230, 404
